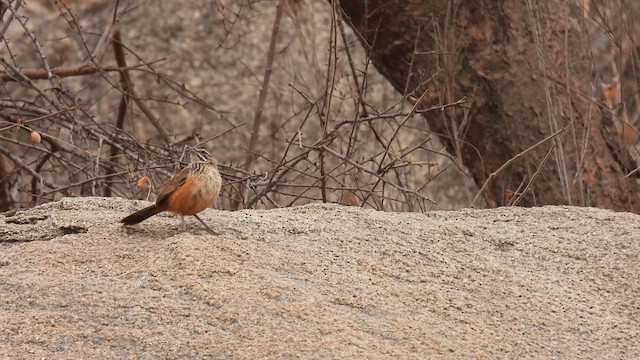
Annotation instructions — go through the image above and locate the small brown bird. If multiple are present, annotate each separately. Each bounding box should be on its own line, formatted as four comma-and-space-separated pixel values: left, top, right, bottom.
120, 148, 222, 234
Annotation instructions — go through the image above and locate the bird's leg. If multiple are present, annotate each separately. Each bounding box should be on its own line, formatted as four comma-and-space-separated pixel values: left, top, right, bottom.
180, 216, 186, 231
193, 214, 219, 235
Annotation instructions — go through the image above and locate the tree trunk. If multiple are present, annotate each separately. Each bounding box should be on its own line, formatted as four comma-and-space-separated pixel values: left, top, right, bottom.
338, 0, 640, 211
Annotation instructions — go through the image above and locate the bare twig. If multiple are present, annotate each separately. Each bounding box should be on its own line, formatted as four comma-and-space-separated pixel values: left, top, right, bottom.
510, 142, 557, 206
471, 125, 569, 208
111, 28, 172, 145
0, 62, 160, 82
0, 146, 59, 190
244, 0, 286, 170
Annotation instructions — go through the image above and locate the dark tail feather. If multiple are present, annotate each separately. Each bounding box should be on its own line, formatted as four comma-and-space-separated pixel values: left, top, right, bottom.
120, 205, 162, 225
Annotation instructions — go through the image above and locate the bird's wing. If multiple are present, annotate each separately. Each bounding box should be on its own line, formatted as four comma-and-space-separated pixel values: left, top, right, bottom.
156, 166, 190, 206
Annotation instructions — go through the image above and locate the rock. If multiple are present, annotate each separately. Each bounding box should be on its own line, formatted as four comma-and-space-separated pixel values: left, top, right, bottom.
0, 197, 638, 358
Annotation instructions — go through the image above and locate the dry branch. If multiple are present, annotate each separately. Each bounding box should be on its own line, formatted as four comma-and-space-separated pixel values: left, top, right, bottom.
244, 0, 286, 170
0, 63, 155, 82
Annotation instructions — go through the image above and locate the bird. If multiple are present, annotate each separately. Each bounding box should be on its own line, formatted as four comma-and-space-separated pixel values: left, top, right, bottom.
120, 148, 222, 234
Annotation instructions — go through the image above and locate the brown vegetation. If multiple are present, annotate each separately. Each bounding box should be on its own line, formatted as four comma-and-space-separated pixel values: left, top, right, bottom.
337, 0, 640, 211
1, 0, 639, 213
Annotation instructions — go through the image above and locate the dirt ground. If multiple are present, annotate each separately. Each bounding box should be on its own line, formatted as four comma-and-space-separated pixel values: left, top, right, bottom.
0, 197, 638, 358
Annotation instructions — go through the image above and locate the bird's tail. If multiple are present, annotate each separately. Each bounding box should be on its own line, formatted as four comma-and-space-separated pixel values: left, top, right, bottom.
120, 205, 162, 225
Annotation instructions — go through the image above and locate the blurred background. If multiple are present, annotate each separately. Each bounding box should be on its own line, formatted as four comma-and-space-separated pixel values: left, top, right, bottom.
1, 0, 637, 213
